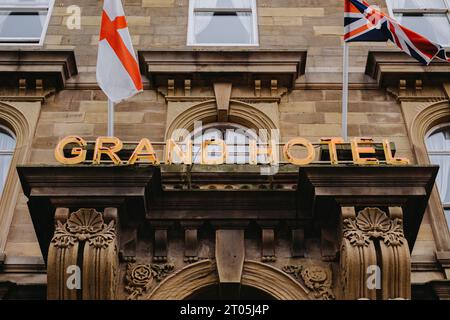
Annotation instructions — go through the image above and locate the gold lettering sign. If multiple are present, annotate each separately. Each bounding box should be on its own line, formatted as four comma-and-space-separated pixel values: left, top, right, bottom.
127, 138, 159, 165
54, 136, 410, 166
92, 137, 123, 165
320, 137, 344, 165
249, 140, 277, 165
383, 139, 410, 165
165, 139, 192, 165
202, 139, 227, 165
54, 136, 87, 165
351, 138, 379, 165
283, 138, 315, 166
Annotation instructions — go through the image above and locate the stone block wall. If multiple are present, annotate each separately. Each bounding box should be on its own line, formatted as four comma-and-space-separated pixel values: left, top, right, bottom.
2, 0, 443, 286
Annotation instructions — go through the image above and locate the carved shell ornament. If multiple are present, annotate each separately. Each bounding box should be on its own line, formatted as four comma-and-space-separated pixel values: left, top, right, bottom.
67, 210, 104, 239
343, 207, 405, 247
51, 208, 116, 249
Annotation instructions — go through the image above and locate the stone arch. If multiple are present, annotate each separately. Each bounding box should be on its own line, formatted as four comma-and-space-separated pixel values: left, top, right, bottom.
0, 101, 40, 253
165, 100, 278, 141
147, 260, 310, 300
410, 99, 450, 251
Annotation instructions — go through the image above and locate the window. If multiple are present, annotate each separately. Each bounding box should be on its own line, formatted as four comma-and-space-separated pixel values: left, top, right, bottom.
387, 0, 450, 46
187, 0, 259, 46
0, 0, 54, 45
0, 125, 16, 196
188, 123, 265, 164
426, 124, 450, 229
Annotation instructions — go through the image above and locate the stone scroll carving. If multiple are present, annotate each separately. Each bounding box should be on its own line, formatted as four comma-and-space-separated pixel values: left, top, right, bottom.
283, 264, 335, 300
339, 207, 410, 300
125, 263, 174, 300
47, 208, 119, 300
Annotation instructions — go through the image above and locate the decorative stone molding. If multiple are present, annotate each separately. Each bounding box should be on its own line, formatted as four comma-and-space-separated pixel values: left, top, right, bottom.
125, 263, 174, 300
0, 50, 77, 90
366, 51, 450, 88
342, 207, 405, 247
47, 208, 119, 300
406, 100, 450, 252
283, 264, 335, 300
0, 101, 41, 257
165, 99, 279, 141
52, 209, 116, 250
339, 207, 411, 300
138, 50, 306, 89
148, 260, 310, 300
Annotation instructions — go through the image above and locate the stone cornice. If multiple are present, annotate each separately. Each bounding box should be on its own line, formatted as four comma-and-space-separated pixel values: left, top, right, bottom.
138, 50, 307, 90
366, 50, 450, 88
0, 50, 78, 90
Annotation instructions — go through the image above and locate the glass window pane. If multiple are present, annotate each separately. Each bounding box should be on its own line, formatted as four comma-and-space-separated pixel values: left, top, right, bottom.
429, 154, 450, 203
390, 0, 447, 9
194, 0, 252, 9
0, 154, 13, 195
445, 208, 450, 230
0, 10, 47, 39
194, 12, 252, 44
393, 14, 450, 46
0, 131, 15, 151
426, 126, 450, 151
0, 128, 16, 197
2, 0, 51, 4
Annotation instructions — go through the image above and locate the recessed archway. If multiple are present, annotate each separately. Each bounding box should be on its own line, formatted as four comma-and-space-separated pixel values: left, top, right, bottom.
165, 100, 278, 141
146, 260, 310, 300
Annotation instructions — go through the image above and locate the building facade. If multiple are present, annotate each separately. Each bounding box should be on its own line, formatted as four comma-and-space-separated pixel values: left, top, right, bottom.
0, 0, 449, 300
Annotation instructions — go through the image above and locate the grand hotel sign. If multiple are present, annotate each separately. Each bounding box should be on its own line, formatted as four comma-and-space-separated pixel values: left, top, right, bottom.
54, 136, 410, 166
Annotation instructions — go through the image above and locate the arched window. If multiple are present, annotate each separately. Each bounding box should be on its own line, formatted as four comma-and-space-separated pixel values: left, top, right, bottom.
0, 124, 16, 196
186, 122, 270, 164
426, 123, 450, 228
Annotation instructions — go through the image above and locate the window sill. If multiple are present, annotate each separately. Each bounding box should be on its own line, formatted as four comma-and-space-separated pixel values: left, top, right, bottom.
187, 43, 260, 47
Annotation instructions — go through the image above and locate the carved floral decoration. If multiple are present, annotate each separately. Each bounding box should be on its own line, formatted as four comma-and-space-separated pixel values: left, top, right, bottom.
283, 264, 335, 300
125, 263, 174, 300
343, 207, 405, 247
51, 208, 116, 249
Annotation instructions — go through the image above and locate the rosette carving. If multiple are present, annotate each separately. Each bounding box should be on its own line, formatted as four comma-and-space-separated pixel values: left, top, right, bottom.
125, 263, 174, 300
343, 207, 405, 247
283, 264, 335, 300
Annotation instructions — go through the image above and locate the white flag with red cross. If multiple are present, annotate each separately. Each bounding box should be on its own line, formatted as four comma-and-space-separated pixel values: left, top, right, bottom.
96, 0, 143, 103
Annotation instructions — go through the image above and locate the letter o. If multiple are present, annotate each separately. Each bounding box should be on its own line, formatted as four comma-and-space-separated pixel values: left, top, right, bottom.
283, 138, 315, 166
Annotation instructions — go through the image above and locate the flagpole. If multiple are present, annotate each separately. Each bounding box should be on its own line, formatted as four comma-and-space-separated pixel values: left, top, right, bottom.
108, 99, 114, 136
342, 41, 349, 142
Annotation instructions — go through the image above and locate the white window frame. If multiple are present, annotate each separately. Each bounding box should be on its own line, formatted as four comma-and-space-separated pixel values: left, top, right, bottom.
0, 124, 16, 197
187, 0, 259, 47
426, 122, 450, 228
0, 0, 55, 46
0, 124, 15, 156
386, 0, 450, 47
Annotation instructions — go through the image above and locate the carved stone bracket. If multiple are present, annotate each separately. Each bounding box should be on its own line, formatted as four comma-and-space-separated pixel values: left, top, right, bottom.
340, 207, 410, 300
119, 228, 137, 263
283, 264, 335, 300
125, 263, 174, 300
184, 228, 199, 263
291, 228, 305, 258
261, 229, 276, 262
48, 208, 119, 300
153, 228, 168, 262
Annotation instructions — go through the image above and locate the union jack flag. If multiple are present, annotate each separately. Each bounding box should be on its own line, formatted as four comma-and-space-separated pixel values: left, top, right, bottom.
344, 0, 450, 65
